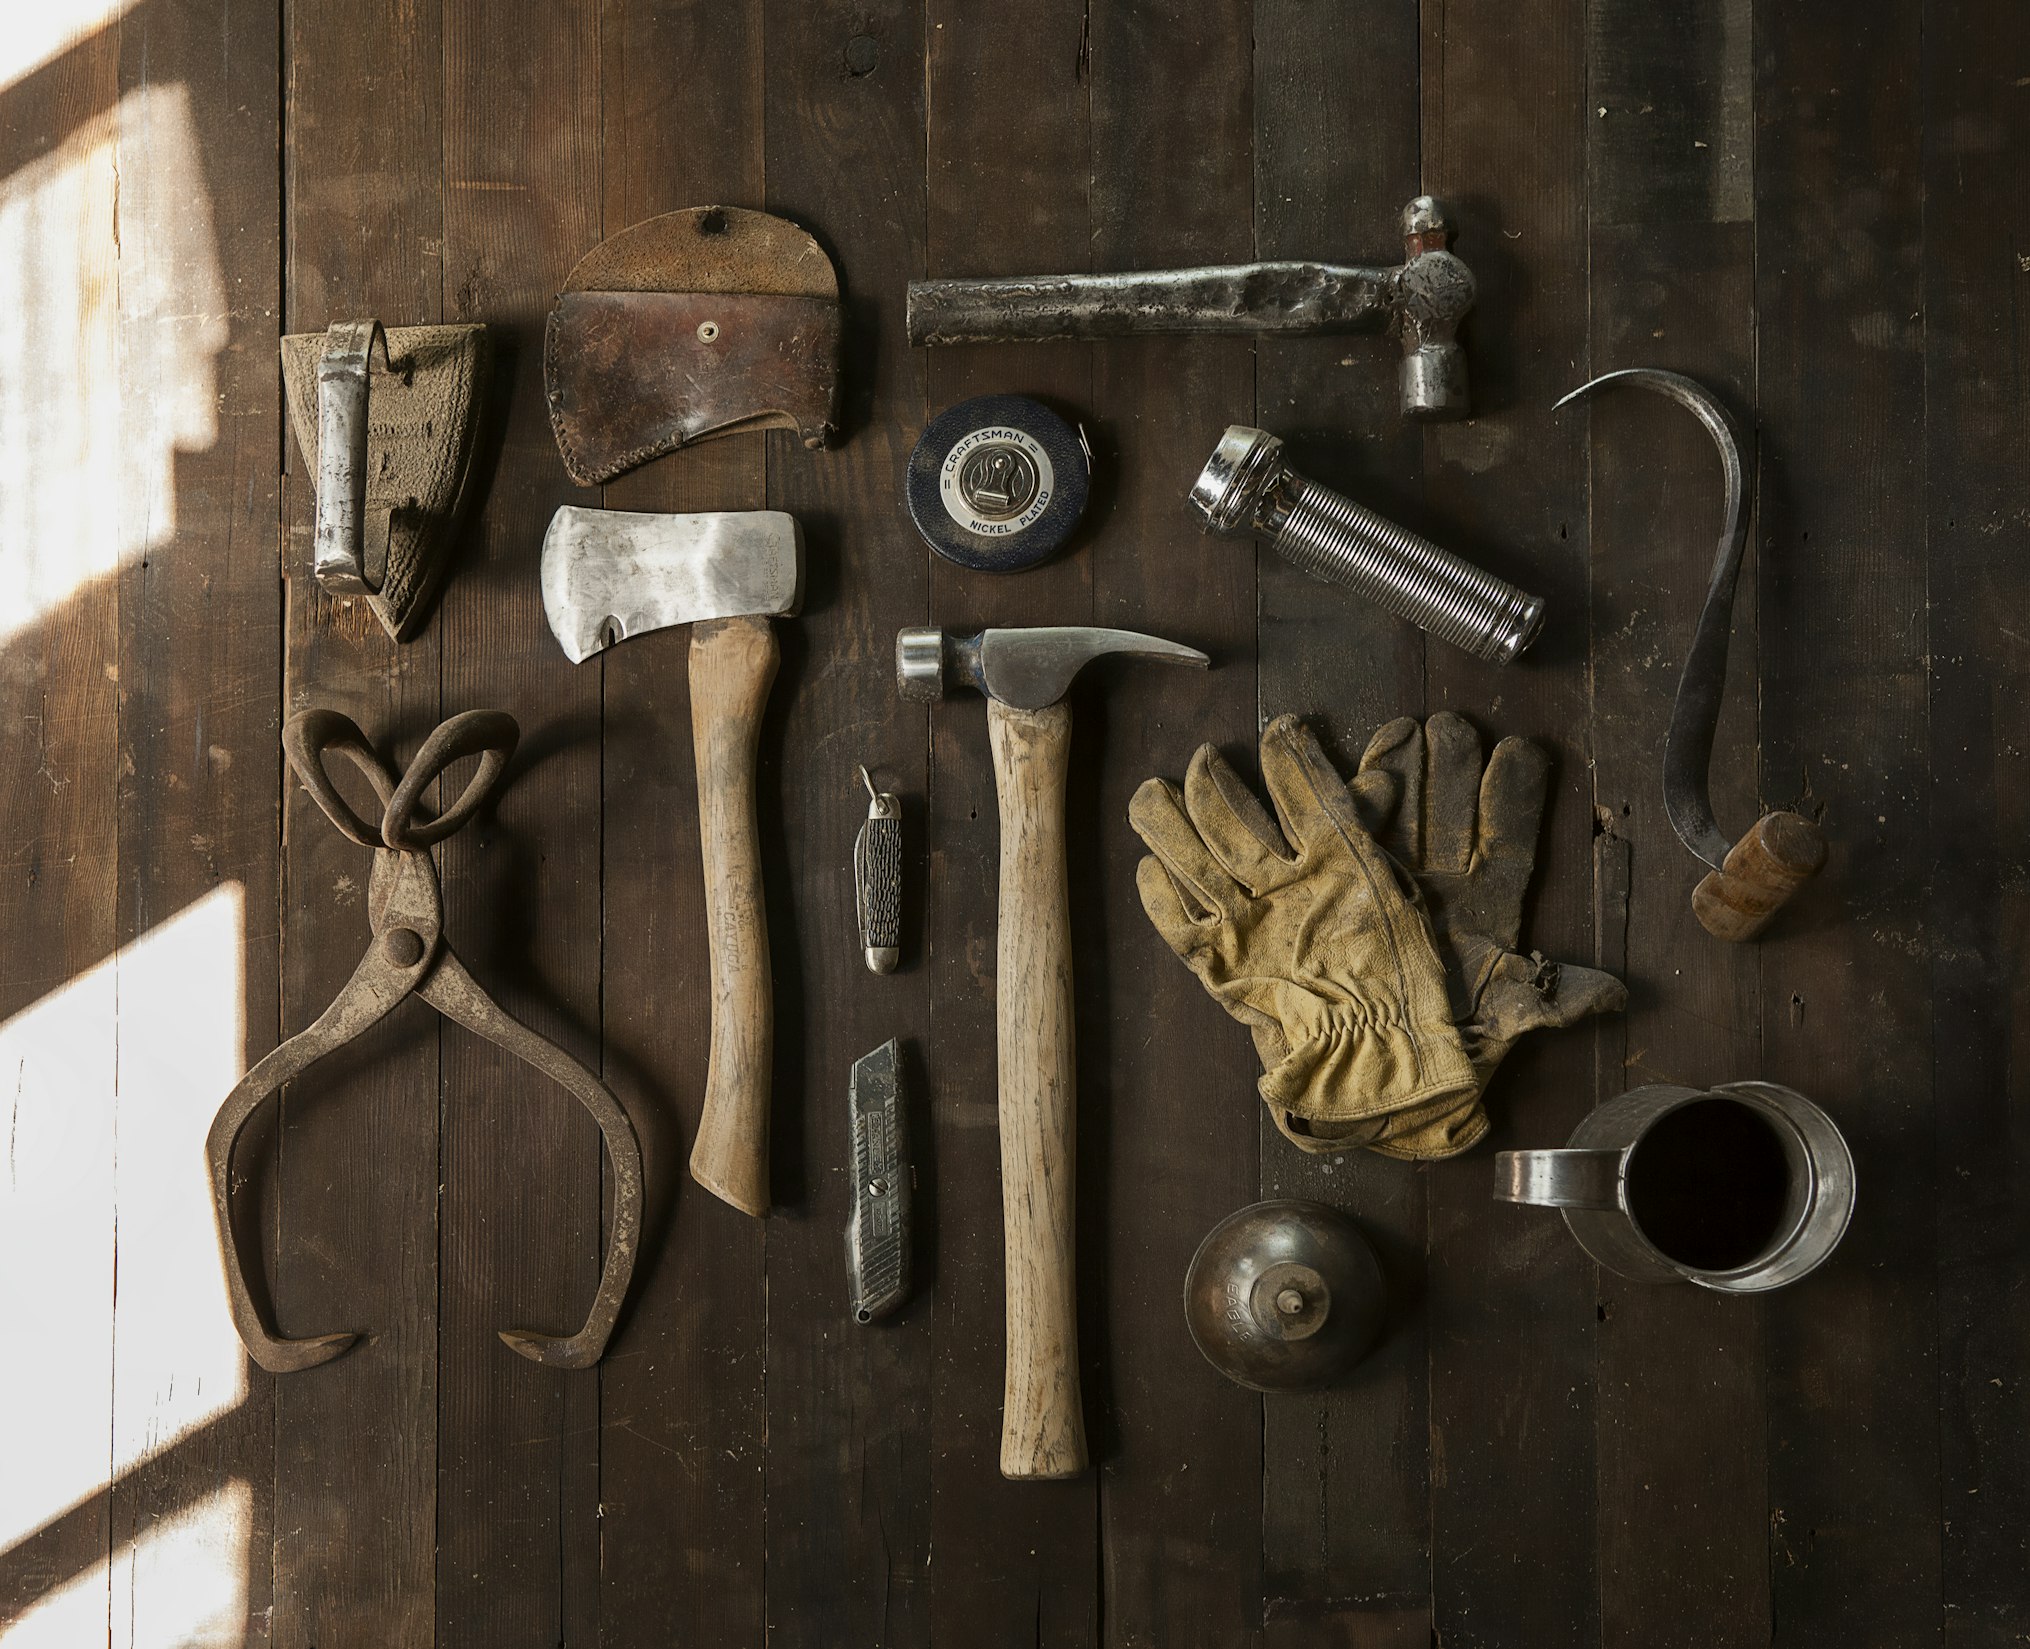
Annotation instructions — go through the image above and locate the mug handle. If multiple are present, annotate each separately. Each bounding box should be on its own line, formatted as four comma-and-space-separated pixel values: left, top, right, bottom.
1494, 1149, 1623, 1210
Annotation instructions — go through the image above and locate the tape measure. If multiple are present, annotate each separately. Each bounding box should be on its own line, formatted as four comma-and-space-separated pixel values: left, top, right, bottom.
906, 394, 1090, 573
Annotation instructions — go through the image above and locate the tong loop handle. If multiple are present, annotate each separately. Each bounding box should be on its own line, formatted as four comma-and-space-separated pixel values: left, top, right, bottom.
284, 707, 400, 847
383, 709, 520, 851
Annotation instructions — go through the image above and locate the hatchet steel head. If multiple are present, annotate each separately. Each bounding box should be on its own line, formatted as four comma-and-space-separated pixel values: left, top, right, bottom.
542, 505, 803, 663
895, 624, 1208, 710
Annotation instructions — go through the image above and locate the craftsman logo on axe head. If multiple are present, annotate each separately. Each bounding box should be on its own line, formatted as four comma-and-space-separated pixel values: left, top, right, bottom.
543, 505, 802, 1216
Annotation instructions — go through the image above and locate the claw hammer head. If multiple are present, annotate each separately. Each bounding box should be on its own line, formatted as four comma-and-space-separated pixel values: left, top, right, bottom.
896, 625, 1209, 709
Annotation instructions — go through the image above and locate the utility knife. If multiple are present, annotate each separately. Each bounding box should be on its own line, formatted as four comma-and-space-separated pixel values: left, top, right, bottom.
847, 1038, 910, 1323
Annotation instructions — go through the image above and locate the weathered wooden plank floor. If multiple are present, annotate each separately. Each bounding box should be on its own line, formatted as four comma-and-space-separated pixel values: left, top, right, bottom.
0, 1, 2024, 1644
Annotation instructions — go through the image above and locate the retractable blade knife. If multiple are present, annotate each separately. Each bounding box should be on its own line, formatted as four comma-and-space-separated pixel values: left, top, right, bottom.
847, 1037, 910, 1323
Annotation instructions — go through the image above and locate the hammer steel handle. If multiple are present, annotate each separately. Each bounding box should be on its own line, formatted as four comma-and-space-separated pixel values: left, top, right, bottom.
987, 696, 1088, 1480
687, 614, 779, 1216
907, 263, 1394, 345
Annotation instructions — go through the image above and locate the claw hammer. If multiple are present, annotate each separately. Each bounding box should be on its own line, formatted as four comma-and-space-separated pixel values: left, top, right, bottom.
898, 625, 1209, 1478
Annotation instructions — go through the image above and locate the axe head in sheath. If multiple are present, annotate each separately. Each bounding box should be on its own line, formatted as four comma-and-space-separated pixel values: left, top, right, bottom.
544, 205, 842, 485
540, 505, 803, 664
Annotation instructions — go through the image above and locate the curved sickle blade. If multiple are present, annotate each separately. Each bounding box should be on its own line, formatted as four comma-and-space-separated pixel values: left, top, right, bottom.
973, 625, 1210, 710
1557, 367, 1747, 870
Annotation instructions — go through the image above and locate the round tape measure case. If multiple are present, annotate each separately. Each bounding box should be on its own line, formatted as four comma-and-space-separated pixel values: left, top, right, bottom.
907, 394, 1091, 573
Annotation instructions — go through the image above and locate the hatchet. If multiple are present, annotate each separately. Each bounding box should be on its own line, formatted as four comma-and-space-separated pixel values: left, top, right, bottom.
543, 505, 802, 1215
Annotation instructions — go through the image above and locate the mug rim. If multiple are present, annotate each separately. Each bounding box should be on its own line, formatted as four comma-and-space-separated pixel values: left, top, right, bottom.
1653, 1082, 1855, 1293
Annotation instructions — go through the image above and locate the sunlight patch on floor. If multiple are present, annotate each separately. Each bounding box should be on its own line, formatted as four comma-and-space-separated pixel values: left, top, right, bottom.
0, 885, 250, 1646
0, 2, 138, 97
0, 77, 225, 651
7, 1480, 251, 1649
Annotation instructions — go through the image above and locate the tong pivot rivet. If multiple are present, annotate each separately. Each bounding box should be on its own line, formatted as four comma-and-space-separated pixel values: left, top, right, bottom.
383, 927, 425, 967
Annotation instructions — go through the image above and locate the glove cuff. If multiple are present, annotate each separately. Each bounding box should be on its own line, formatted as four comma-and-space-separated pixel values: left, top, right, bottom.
1257, 1007, 1476, 1128
1366, 1093, 1491, 1160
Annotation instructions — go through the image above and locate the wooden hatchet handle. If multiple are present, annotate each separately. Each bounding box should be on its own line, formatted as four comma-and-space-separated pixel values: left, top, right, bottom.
687, 614, 778, 1215
987, 696, 1088, 1479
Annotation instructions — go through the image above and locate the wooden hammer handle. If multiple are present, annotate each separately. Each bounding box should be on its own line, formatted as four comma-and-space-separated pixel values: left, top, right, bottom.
686, 614, 778, 1215
1691, 809, 1827, 942
987, 696, 1088, 1480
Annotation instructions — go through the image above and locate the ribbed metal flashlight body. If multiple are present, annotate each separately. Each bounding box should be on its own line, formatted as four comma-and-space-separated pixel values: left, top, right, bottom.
1191, 427, 1544, 665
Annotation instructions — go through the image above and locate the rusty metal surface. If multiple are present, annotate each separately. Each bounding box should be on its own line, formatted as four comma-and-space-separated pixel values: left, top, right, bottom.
905, 195, 1476, 419
205, 708, 644, 1374
907, 260, 1398, 341
543, 205, 842, 484
279, 321, 491, 641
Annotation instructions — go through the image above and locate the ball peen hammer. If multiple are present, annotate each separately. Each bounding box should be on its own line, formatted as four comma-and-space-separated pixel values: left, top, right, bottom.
906, 197, 1475, 420
898, 625, 1210, 1478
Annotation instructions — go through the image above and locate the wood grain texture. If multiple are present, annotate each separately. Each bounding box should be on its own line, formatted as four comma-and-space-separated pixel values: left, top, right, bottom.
277, 0, 447, 1638
1690, 810, 1827, 942
757, 0, 936, 1635
1754, 2, 1942, 1643
5, 2, 2025, 1642
592, 3, 770, 1641
986, 696, 1086, 1481
686, 612, 780, 1216
1084, 0, 1266, 1635
110, 3, 285, 1643
1582, 12, 1769, 1615
434, 0, 606, 1640
921, 0, 1100, 1629
1420, 0, 1602, 1642
0, 16, 122, 1642
1921, 6, 2030, 1642
1252, 0, 1433, 1637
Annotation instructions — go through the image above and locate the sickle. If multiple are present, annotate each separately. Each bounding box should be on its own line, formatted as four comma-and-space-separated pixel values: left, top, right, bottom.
1558, 367, 1825, 941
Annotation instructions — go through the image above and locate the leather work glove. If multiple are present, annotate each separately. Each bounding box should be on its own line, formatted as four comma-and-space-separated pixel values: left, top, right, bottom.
1349, 712, 1629, 1159
1129, 715, 1476, 1149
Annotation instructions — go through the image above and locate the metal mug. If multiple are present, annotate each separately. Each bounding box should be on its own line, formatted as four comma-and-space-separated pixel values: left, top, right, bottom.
1493, 1081, 1855, 1292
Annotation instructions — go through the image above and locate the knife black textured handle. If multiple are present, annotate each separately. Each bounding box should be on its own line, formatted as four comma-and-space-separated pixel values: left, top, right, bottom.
854, 792, 903, 973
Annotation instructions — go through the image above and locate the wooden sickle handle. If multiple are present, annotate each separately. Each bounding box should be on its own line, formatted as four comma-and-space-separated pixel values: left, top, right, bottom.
686, 614, 779, 1215
987, 696, 1088, 1479
1691, 809, 1827, 942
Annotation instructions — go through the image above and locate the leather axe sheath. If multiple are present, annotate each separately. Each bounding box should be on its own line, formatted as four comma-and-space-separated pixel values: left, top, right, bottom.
544, 205, 842, 485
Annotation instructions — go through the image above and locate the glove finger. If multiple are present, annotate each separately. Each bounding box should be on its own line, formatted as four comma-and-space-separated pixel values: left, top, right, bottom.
1135, 854, 1217, 961
1259, 714, 1362, 859
1129, 774, 1240, 920
1423, 711, 1484, 875
1476, 734, 1551, 874
1533, 958, 1629, 1028
1465, 951, 1629, 1072
1183, 742, 1292, 895
1348, 765, 1399, 837
1357, 716, 1424, 863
